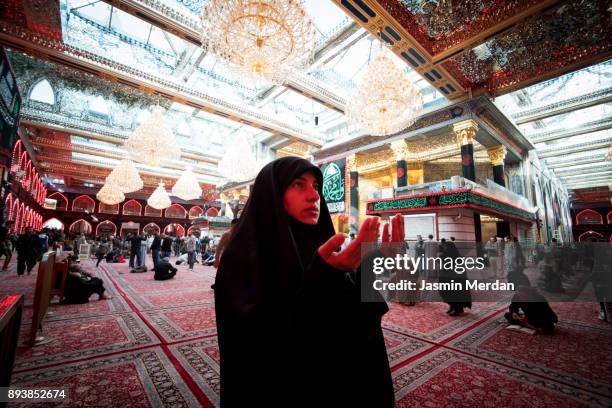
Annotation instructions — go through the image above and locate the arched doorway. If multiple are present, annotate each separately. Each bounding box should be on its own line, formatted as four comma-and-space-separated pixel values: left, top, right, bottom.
47, 192, 69, 211
95, 220, 117, 237
187, 226, 201, 237
578, 231, 604, 242
120, 221, 140, 238
188, 206, 203, 219
42, 218, 64, 230
143, 223, 161, 235
164, 223, 185, 237
205, 207, 219, 217
69, 219, 93, 235
165, 204, 187, 219
123, 199, 142, 216
72, 195, 96, 213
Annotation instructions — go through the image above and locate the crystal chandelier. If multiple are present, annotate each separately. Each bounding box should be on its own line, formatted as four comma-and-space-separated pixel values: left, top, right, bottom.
106, 158, 143, 193
200, 0, 316, 84
147, 182, 172, 210
172, 168, 202, 201
125, 108, 181, 167
346, 48, 424, 136
218, 134, 263, 182
96, 182, 125, 205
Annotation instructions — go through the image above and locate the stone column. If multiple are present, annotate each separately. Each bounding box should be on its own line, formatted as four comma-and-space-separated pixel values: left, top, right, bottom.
390, 139, 408, 188
346, 154, 359, 235
453, 120, 480, 242
487, 145, 507, 187
453, 120, 478, 182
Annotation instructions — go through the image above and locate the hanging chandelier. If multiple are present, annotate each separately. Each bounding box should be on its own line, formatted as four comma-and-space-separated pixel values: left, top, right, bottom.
218, 134, 262, 182
106, 158, 143, 193
125, 108, 181, 167
96, 182, 125, 205
346, 48, 424, 136
200, 0, 316, 84
172, 168, 202, 201
147, 182, 172, 210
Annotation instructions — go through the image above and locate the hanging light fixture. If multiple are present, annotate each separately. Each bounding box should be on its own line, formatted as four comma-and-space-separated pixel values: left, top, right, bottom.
96, 182, 125, 205
346, 48, 424, 136
125, 108, 181, 167
218, 134, 262, 182
106, 158, 143, 193
147, 182, 172, 210
172, 168, 202, 201
200, 0, 316, 84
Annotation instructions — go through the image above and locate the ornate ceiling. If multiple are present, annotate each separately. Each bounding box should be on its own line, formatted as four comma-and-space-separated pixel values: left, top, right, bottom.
334, 0, 612, 96
0, 0, 610, 205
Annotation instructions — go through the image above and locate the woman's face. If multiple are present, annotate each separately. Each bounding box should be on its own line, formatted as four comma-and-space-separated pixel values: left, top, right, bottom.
283, 171, 320, 225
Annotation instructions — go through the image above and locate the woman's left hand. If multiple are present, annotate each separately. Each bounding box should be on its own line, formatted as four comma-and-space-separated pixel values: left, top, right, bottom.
318, 217, 380, 271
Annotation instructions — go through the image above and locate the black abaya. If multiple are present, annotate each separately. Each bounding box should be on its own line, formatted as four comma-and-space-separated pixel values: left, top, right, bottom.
214, 157, 393, 407
438, 241, 472, 312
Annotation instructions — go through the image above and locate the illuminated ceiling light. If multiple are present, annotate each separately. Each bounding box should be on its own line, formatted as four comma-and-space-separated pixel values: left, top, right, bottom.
96, 182, 125, 205
346, 48, 423, 136
124, 108, 181, 167
172, 168, 202, 201
200, 0, 316, 84
106, 158, 143, 193
218, 134, 263, 182
147, 182, 172, 210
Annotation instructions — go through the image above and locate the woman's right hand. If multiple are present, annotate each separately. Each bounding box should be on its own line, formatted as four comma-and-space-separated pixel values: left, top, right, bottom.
318, 217, 380, 272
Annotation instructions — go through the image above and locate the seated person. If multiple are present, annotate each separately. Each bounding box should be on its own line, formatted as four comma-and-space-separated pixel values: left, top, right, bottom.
202, 248, 215, 266
63, 256, 112, 304
106, 247, 118, 262
175, 252, 200, 266
504, 285, 558, 334
540, 250, 565, 293
154, 257, 178, 281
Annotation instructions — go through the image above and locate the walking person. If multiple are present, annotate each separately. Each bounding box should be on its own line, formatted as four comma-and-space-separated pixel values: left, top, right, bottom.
0, 220, 15, 271
129, 233, 144, 269
161, 233, 173, 258
423, 234, 439, 279
185, 233, 197, 270
95, 239, 109, 267
150, 231, 161, 268
16, 227, 39, 276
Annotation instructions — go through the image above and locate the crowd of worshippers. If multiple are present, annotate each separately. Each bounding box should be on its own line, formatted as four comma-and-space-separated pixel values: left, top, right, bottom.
388, 234, 610, 329
87, 227, 237, 281
0, 220, 239, 301
0, 220, 235, 279
0, 223, 63, 276
79, 231, 226, 271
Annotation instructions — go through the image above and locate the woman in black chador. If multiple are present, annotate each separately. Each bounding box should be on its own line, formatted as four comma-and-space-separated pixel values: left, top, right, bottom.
438, 238, 472, 316
214, 157, 396, 407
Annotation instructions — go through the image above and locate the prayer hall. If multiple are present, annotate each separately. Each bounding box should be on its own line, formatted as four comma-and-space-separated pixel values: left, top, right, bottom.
0, 0, 611, 406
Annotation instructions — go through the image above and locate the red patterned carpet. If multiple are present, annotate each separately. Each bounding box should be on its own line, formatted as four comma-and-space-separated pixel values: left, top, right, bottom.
1, 257, 611, 407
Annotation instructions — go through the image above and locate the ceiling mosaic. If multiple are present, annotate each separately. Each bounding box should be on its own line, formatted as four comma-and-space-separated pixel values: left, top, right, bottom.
0, 0, 610, 201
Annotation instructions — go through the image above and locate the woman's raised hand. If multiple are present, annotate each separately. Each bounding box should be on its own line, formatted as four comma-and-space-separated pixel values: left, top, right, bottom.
318, 217, 380, 271
380, 214, 405, 256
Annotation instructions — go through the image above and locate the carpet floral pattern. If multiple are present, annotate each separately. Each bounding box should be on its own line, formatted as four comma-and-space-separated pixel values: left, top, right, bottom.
1, 258, 610, 407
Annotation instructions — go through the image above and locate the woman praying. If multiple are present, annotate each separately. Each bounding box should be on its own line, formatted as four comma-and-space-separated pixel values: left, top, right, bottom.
214, 157, 400, 407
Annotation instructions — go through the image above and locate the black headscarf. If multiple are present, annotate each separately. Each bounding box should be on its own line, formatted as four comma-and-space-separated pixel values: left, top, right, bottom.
216, 156, 335, 321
